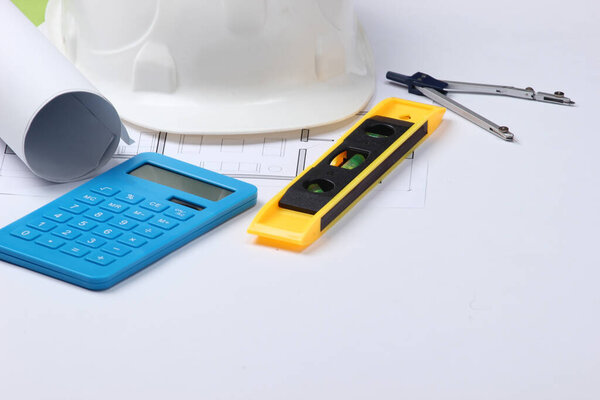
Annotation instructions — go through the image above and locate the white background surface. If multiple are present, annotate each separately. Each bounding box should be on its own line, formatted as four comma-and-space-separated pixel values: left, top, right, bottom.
1, 0, 599, 399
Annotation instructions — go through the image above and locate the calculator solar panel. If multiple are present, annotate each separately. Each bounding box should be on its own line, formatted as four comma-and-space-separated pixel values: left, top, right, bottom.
0, 153, 257, 290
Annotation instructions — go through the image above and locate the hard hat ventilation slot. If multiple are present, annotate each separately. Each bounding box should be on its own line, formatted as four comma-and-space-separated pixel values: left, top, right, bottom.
133, 42, 178, 93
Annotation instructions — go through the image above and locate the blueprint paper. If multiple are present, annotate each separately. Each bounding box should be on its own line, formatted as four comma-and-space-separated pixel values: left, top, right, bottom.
0, 118, 430, 209
0, 1, 130, 183
0, 123, 152, 197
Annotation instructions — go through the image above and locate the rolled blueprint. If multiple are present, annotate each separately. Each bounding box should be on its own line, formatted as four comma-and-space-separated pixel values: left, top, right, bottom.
0, 1, 131, 182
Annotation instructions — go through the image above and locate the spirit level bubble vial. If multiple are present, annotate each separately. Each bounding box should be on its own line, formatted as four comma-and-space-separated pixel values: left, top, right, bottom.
248, 98, 445, 249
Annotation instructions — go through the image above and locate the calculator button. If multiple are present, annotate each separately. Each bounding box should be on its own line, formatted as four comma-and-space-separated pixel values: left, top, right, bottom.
100, 201, 129, 214
165, 207, 195, 221
60, 246, 90, 258
149, 216, 179, 230
85, 209, 113, 223
124, 208, 153, 222
140, 200, 169, 212
101, 245, 131, 257
108, 218, 138, 231
35, 236, 65, 249
133, 225, 163, 239
10, 228, 41, 241
116, 192, 145, 204
76, 234, 106, 249
76, 193, 105, 206
91, 186, 120, 197
27, 220, 57, 232
68, 218, 97, 232
59, 203, 89, 215
93, 227, 122, 240
118, 234, 148, 248
52, 228, 81, 240
44, 211, 73, 223
86, 252, 116, 266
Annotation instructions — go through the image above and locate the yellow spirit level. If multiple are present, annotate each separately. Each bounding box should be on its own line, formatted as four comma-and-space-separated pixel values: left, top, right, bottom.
248, 98, 445, 249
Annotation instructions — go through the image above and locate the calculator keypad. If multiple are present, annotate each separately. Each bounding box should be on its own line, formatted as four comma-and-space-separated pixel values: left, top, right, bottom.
117, 234, 147, 248
61, 245, 90, 258
52, 228, 81, 240
86, 252, 116, 266
36, 236, 65, 249
77, 193, 104, 206
149, 216, 179, 230
100, 201, 129, 214
59, 203, 89, 215
27, 220, 57, 232
102, 245, 131, 257
68, 218, 97, 232
140, 200, 169, 212
94, 227, 122, 240
165, 207, 194, 221
124, 208, 153, 222
85, 209, 113, 222
76, 234, 106, 249
108, 218, 138, 231
44, 211, 73, 223
4, 188, 198, 271
133, 225, 163, 239
116, 192, 144, 205
11, 228, 40, 241
91, 186, 119, 197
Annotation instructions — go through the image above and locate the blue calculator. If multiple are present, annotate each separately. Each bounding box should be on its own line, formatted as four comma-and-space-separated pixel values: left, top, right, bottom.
0, 153, 257, 290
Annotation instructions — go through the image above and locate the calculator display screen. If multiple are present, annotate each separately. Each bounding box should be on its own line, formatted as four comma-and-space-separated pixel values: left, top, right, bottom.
129, 164, 233, 201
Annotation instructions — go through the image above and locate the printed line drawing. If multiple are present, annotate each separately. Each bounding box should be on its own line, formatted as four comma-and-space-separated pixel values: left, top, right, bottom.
296, 149, 308, 176
164, 128, 336, 181
113, 129, 163, 158
0, 113, 430, 208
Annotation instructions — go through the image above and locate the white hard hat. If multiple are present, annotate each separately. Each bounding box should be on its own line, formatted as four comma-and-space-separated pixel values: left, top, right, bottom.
44, 0, 375, 135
